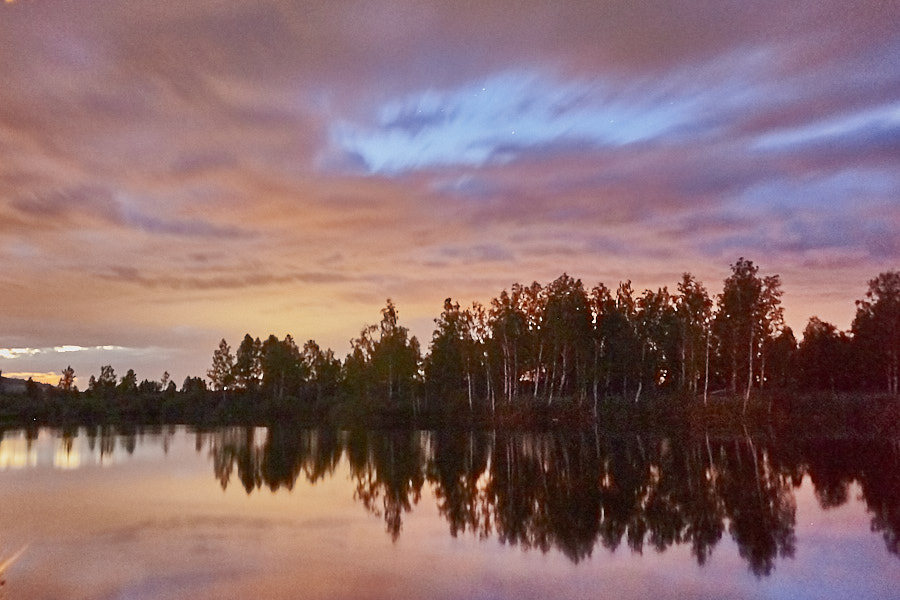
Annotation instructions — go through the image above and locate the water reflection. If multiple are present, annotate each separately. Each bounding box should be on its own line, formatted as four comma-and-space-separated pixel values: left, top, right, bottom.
208, 427, 344, 493
201, 426, 900, 575
0, 426, 162, 470
3, 425, 900, 576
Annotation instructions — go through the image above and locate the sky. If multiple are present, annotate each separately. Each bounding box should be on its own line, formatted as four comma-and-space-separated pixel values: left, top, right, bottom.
1, 0, 898, 386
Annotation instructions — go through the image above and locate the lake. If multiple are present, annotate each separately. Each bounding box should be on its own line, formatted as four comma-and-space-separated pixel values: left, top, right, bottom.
0, 426, 898, 599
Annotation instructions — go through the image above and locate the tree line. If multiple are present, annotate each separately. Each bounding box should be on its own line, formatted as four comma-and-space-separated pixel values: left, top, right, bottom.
201, 259, 900, 420
3, 258, 898, 426
420, 260, 899, 418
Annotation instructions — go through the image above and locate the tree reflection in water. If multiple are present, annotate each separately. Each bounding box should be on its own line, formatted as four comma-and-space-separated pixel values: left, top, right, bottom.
210, 427, 343, 493
347, 430, 426, 541
201, 426, 900, 575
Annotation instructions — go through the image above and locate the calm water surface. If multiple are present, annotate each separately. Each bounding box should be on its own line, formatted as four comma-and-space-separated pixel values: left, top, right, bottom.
0, 427, 898, 599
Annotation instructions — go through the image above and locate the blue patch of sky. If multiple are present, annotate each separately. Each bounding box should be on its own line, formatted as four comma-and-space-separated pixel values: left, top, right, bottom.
735, 169, 899, 213
781, 217, 863, 253
330, 68, 751, 175
707, 168, 900, 257
753, 102, 900, 150
429, 174, 499, 201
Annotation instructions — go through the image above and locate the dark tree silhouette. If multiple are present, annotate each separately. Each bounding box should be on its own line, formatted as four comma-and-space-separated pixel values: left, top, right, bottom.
852, 271, 900, 395
208, 339, 235, 398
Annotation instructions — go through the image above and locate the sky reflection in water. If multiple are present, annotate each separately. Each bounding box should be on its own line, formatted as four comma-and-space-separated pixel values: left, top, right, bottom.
0, 427, 898, 600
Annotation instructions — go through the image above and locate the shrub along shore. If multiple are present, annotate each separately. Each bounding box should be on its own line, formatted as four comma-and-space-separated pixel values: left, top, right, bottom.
2, 384, 899, 442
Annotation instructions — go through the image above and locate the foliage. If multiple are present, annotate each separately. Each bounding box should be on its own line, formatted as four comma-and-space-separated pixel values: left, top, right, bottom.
852, 271, 900, 395
57, 365, 76, 392
346, 299, 422, 412
208, 339, 235, 394
4, 260, 900, 427
796, 318, 854, 391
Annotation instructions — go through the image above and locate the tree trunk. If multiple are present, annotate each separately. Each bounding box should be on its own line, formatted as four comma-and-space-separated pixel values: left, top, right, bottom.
890, 346, 898, 396
759, 345, 766, 391
548, 354, 557, 406
484, 358, 495, 415
636, 340, 646, 404
559, 348, 568, 399
703, 328, 710, 406
743, 328, 754, 414
730, 349, 737, 395
466, 369, 473, 412
502, 338, 510, 405
513, 345, 519, 403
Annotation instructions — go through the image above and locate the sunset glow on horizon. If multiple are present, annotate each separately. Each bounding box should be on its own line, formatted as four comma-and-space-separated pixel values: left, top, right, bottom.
1, 0, 898, 385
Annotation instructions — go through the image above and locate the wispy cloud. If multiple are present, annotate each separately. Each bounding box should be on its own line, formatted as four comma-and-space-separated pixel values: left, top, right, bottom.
327, 64, 760, 174
753, 103, 900, 151
1, 345, 130, 359
53, 345, 86, 353
9, 186, 252, 239
0, 348, 41, 359
99, 267, 353, 291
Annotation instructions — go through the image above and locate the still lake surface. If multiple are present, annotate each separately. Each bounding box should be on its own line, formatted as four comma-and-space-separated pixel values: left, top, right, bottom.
0, 426, 898, 599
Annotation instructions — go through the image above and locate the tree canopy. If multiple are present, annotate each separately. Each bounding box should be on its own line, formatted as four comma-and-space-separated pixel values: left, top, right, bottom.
8, 260, 900, 428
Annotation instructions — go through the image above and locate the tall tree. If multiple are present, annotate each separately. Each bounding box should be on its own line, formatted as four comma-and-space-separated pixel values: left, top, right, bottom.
57, 365, 76, 392
588, 283, 613, 413
347, 299, 421, 409
797, 317, 852, 392
714, 258, 763, 408
468, 301, 495, 413
261, 334, 306, 402
117, 369, 138, 395
208, 338, 235, 398
520, 282, 546, 399
344, 324, 378, 400
302, 339, 323, 383
542, 274, 592, 404
426, 298, 470, 410
634, 286, 677, 402
714, 259, 783, 409
303, 339, 340, 405
98, 364, 117, 388
489, 288, 526, 406
602, 281, 641, 400
676, 274, 713, 401
90, 364, 117, 398
234, 334, 262, 392
764, 327, 796, 391
372, 300, 420, 406
852, 271, 900, 395
758, 275, 785, 391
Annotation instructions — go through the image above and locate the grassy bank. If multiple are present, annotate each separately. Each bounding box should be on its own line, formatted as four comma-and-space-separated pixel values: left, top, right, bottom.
1, 388, 898, 437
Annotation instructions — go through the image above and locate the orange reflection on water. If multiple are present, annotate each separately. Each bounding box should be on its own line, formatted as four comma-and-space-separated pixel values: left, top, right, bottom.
0, 430, 130, 471
0, 428, 898, 599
